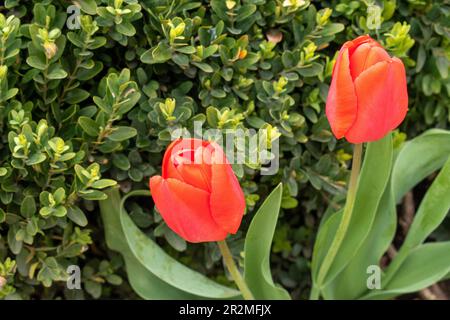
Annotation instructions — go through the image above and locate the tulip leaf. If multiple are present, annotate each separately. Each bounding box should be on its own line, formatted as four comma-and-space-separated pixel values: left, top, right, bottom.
323, 129, 450, 299
319, 133, 393, 287
322, 183, 396, 299
100, 187, 241, 299
244, 183, 291, 299
392, 129, 450, 203
362, 242, 450, 300
383, 154, 450, 282
311, 209, 341, 282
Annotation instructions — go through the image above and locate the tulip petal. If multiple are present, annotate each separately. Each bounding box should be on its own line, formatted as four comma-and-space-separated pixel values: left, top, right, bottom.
176, 162, 212, 192
350, 44, 390, 79
162, 139, 184, 180
347, 35, 378, 51
345, 59, 408, 143
149, 176, 227, 243
326, 47, 358, 139
209, 149, 246, 234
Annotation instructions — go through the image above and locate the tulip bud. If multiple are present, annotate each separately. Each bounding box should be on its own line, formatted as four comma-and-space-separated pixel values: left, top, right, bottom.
149, 138, 246, 243
325, 35, 408, 143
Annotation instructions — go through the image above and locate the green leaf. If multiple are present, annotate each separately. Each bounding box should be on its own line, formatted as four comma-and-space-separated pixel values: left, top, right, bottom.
363, 242, 450, 300
99, 188, 241, 299
26, 153, 46, 165
112, 153, 131, 170
435, 56, 449, 79
236, 4, 257, 22
91, 179, 117, 189
323, 183, 396, 299
76, 61, 103, 80
392, 129, 450, 202
399, 151, 450, 249
384, 154, 450, 282
297, 63, 323, 77
79, 0, 97, 14
79, 190, 107, 201
175, 46, 196, 54
311, 209, 341, 283
20, 196, 36, 218
78, 116, 100, 137
47, 64, 68, 79
191, 61, 214, 73
26, 56, 46, 70
8, 226, 22, 254
108, 126, 137, 142
116, 21, 136, 37
0, 209, 5, 223
67, 206, 88, 227
244, 183, 291, 299
64, 88, 90, 104
141, 42, 172, 64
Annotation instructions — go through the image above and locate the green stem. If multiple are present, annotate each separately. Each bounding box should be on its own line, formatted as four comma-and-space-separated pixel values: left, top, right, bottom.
217, 240, 254, 300
311, 143, 363, 300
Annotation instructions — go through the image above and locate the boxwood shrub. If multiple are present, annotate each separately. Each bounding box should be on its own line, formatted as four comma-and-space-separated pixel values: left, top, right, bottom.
0, 0, 448, 299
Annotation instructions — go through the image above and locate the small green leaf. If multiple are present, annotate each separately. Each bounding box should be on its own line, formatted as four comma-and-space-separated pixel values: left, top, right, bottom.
26, 56, 46, 70
112, 153, 131, 170
26, 153, 46, 165
64, 88, 90, 104
47, 64, 68, 79
191, 61, 214, 73
141, 42, 172, 64
21, 196, 36, 218
0, 208, 5, 223
0, 167, 7, 176
78, 116, 100, 137
67, 206, 88, 227
91, 179, 117, 189
108, 126, 137, 142
116, 21, 136, 37
79, 0, 98, 15
79, 190, 107, 201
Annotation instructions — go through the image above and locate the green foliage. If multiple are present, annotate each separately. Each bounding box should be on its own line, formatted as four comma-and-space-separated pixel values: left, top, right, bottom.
0, 0, 448, 299
312, 129, 450, 299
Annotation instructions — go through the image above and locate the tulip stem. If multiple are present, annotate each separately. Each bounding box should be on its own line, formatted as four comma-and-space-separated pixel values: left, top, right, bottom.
217, 240, 254, 300
310, 143, 363, 300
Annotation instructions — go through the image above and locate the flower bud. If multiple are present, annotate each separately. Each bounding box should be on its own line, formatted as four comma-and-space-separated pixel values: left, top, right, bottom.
43, 41, 58, 60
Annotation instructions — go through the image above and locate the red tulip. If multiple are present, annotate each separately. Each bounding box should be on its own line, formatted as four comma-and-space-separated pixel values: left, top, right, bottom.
326, 35, 408, 143
149, 138, 246, 243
